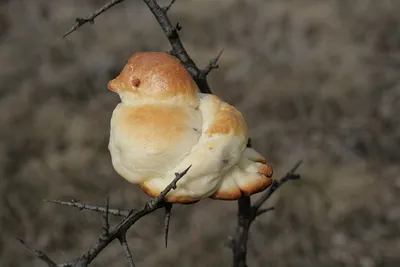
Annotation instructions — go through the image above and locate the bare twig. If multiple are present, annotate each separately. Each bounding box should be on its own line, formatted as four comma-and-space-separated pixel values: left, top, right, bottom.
118, 234, 135, 267
21, 167, 192, 267
163, 0, 177, 12
232, 196, 251, 267
255, 207, 275, 217
44, 199, 131, 217
18, 239, 57, 267
252, 160, 302, 211
62, 0, 126, 38
200, 49, 224, 77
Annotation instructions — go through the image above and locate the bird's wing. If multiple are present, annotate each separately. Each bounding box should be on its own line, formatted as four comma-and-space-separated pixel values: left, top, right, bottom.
140, 94, 249, 202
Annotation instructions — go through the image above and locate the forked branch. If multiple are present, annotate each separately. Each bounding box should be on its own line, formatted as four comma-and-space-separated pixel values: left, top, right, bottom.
19, 166, 192, 267
230, 161, 302, 267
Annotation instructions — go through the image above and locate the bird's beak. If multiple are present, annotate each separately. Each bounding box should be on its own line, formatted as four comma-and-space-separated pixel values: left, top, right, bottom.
107, 78, 121, 93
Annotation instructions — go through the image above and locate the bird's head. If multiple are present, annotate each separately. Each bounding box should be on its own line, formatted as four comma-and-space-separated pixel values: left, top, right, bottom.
107, 52, 199, 106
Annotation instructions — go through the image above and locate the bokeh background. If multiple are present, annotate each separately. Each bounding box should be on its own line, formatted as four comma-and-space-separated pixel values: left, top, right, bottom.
1, 0, 400, 266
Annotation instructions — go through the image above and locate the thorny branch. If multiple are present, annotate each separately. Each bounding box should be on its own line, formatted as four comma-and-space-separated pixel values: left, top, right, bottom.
200, 49, 224, 77
118, 234, 135, 267
18, 239, 57, 267
61, 0, 126, 38
62, 0, 216, 94
20, 166, 192, 267
252, 160, 302, 211
21, 0, 303, 266
44, 199, 131, 217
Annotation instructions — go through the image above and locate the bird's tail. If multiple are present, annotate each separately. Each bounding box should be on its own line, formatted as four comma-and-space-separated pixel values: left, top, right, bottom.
210, 147, 273, 200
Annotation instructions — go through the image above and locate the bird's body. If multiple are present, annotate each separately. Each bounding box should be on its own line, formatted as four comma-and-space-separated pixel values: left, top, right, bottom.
108, 52, 273, 203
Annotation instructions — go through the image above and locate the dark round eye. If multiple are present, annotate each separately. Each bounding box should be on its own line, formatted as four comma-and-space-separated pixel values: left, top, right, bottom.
131, 77, 141, 87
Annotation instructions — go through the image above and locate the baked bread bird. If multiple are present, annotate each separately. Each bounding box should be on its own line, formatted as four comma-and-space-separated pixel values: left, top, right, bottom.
108, 52, 273, 203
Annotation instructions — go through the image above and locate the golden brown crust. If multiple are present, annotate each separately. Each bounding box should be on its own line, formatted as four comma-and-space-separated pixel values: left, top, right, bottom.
107, 52, 199, 105
209, 186, 242, 200
140, 183, 200, 204
115, 104, 187, 153
241, 163, 273, 195
210, 162, 273, 200
258, 163, 273, 177
138, 159, 273, 203
240, 176, 273, 196
205, 95, 248, 137
209, 176, 273, 200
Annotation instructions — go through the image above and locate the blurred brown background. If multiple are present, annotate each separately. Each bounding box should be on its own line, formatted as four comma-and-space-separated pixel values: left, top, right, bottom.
1, 0, 400, 266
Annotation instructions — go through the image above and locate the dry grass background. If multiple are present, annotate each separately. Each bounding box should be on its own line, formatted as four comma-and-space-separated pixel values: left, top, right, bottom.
1, 0, 400, 266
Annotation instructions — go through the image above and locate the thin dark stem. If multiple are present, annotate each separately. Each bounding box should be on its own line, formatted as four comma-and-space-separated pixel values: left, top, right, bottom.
163, 0, 176, 12
118, 234, 135, 267
201, 49, 224, 77
255, 207, 275, 217
62, 0, 126, 38
252, 160, 302, 211
17, 239, 57, 267
44, 199, 131, 217
232, 197, 251, 267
